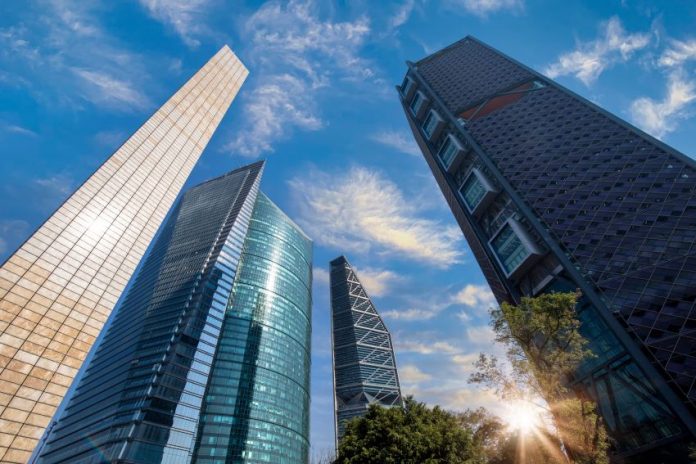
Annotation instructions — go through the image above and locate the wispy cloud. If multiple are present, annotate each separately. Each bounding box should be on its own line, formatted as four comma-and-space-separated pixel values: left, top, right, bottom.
399, 364, 431, 383
454, 284, 496, 321
388, 0, 416, 30
383, 307, 441, 321
545, 17, 651, 85
658, 39, 696, 68
225, 74, 322, 157
138, 0, 209, 48
1, 123, 37, 137
289, 166, 463, 268
226, 0, 375, 157
396, 339, 459, 355
449, 0, 523, 17
370, 130, 420, 156
384, 283, 495, 322
0, 1, 153, 113
34, 173, 74, 199
630, 70, 696, 138
0, 220, 30, 257
72, 68, 150, 111
353, 266, 402, 297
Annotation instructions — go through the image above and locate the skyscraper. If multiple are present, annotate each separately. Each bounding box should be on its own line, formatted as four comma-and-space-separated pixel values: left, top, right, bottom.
37, 162, 313, 464
330, 256, 402, 449
399, 36, 696, 461
0, 46, 248, 463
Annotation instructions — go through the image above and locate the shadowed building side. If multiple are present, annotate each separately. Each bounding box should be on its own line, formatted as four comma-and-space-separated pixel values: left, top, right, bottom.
399, 36, 696, 461
330, 256, 402, 451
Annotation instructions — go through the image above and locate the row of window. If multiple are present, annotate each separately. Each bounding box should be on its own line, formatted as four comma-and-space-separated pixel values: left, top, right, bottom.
401, 74, 543, 279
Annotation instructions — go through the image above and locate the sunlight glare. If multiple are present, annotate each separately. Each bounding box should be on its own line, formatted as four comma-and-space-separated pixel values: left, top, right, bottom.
503, 401, 541, 434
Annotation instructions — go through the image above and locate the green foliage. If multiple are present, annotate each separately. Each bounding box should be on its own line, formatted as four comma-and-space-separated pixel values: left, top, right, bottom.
336, 397, 484, 464
470, 291, 610, 464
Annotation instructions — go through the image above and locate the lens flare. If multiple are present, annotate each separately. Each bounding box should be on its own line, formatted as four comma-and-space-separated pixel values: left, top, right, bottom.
504, 400, 541, 434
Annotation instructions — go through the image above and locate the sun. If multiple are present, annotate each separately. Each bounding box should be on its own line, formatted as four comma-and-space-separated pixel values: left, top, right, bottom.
503, 401, 541, 434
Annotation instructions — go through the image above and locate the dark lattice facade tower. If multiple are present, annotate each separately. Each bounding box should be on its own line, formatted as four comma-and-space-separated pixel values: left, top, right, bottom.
399, 36, 696, 462
330, 256, 402, 449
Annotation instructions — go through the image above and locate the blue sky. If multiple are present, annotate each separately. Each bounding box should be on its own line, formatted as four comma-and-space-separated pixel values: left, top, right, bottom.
2, 0, 696, 458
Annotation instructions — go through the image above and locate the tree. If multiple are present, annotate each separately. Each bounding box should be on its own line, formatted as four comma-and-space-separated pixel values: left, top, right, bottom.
470, 291, 610, 464
336, 397, 485, 464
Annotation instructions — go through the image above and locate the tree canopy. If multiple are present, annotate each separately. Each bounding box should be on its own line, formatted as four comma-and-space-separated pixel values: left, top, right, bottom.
336, 397, 485, 464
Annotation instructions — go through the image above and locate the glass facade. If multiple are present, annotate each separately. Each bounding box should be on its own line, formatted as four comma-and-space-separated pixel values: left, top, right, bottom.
37, 162, 264, 464
193, 192, 312, 464
0, 46, 248, 463
330, 256, 402, 449
400, 36, 696, 460
36, 162, 312, 464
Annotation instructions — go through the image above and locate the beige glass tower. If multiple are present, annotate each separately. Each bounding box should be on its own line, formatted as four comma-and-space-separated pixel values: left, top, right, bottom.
0, 45, 248, 463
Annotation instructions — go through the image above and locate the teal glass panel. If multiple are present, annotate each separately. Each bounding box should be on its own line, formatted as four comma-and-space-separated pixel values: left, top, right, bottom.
460, 172, 486, 210
194, 193, 312, 464
491, 223, 530, 274
438, 137, 457, 167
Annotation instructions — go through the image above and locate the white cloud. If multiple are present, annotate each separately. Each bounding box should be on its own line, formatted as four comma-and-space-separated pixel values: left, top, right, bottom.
466, 325, 497, 345
450, 0, 523, 17
395, 339, 459, 355
0, 2, 153, 113
352, 266, 401, 297
72, 68, 150, 111
630, 71, 696, 138
93, 130, 126, 147
225, 0, 375, 157
383, 307, 439, 321
34, 173, 74, 198
389, 0, 416, 30
0, 220, 30, 256
138, 0, 209, 48
545, 17, 651, 85
658, 39, 696, 67
313, 266, 330, 286
399, 364, 431, 383
289, 166, 463, 268
453, 284, 495, 307
370, 130, 420, 157
1, 123, 37, 137
225, 74, 322, 157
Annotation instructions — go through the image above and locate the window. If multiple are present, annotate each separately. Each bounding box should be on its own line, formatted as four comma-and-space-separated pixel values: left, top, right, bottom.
491, 222, 531, 275
422, 110, 441, 139
410, 91, 425, 117
438, 135, 460, 168
460, 173, 486, 210
401, 76, 414, 97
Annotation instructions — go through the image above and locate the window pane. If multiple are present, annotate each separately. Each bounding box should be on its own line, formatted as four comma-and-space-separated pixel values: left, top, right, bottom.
438, 138, 457, 167
491, 224, 530, 274
410, 93, 422, 114
422, 112, 438, 137
460, 173, 486, 210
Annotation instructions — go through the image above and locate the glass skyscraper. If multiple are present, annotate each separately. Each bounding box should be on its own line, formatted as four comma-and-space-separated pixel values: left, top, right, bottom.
36, 162, 313, 464
0, 46, 248, 463
400, 36, 696, 461
330, 256, 402, 449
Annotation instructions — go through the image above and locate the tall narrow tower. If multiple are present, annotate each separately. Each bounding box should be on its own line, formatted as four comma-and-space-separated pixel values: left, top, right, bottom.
330, 256, 402, 450
37, 162, 313, 464
0, 46, 248, 463
399, 36, 696, 461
